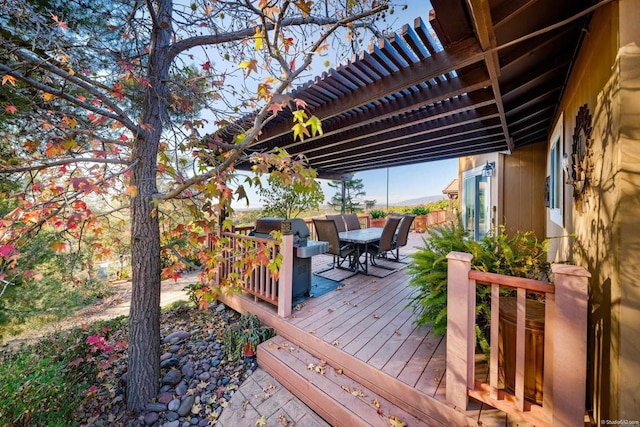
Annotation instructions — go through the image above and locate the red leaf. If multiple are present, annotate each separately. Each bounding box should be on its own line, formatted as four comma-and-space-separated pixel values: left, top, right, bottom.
5, 105, 18, 114
50, 12, 69, 30
68, 357, 84, 367
201, 61, 211, 71
0, 245, 15, 257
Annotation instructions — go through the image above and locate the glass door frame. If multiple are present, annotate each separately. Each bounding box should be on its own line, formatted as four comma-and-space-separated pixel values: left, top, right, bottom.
462, 165, 492, 241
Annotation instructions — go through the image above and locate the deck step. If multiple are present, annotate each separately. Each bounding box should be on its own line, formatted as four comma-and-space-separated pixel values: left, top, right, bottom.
258, 335, 439, 427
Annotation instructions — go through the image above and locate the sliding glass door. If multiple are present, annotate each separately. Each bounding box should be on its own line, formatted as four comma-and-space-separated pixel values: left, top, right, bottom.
462, 172, 490, 240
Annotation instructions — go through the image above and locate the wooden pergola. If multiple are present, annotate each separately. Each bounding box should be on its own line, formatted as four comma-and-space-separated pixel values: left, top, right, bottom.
229, 0, 600, 180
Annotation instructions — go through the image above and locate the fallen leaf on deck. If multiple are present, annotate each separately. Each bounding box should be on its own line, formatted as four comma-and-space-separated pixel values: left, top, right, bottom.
351, 389, 367, 397
268, 341, 280, 350
277, 414, 290, 426
255, 415, 267, 426
341, 385, 351, 392
388, 415, 407, 427
336, 368, 343, 375
308, 330, 316, 334
372, 313, 380, 319
307, 363, 315, 370
336, 285, 343, 290
370, 287, 378, 291
332, 340, 340, 346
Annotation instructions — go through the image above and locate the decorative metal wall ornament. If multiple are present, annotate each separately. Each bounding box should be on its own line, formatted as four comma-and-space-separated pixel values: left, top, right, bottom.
568, 104, 593, 199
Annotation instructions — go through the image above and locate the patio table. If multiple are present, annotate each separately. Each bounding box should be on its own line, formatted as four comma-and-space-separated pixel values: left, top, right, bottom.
338, 227, 383, 275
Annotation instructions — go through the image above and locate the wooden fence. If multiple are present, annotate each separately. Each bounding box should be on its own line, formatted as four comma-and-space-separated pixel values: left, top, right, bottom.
446, 252, 589, 426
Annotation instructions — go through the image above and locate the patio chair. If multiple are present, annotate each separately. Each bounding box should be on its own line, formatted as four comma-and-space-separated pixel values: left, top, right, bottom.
343, 213, 361, 230
326, 214, 346, 232
312, 218, 356, 275
367, 216, 402, 267
387, 214, 416, 262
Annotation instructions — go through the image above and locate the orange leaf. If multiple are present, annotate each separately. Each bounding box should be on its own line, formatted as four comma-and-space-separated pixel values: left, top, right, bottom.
2, 75, 17, 86
124, 185, 137, 197
293, 0, 312, 18
50, 241, 67, 254
42, 92, 55, 101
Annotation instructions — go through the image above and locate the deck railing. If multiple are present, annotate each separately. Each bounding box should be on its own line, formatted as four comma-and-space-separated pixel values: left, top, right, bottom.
446, 252, 589, 426
216, 230, 294, 318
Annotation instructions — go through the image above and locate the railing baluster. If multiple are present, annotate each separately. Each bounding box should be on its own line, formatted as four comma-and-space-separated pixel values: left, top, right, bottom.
490, 283, 500, 399
515, 287, 526, 411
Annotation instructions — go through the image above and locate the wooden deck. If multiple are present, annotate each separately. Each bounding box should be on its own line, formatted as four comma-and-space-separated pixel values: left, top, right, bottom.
217, 233, 513, 426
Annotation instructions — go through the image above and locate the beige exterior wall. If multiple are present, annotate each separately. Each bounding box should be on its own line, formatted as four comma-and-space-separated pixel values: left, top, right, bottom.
502, 141, 546, 239
458, 143, 545, 239
546, 0, 640, 421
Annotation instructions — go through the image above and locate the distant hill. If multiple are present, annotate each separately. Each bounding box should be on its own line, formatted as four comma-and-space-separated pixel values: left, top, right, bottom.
387, 195, 447, 207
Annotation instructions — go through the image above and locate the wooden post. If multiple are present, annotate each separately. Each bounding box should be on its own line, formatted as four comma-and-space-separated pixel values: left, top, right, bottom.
544, 264, 590, 425
277, 226, 293, 318
446, 251, 475, 410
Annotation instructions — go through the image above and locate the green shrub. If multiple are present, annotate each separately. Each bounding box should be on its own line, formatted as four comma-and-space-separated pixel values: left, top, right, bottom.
369, 209, 387, 219
223, 312, 275, 361
411, 206, 429, 215
0, 316, 127, 426
406, 219, 550, 352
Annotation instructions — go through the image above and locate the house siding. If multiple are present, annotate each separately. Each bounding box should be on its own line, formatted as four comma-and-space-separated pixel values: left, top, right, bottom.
502, 141, 546, 239
458, 146, 545, 239
548, 0, 640, 421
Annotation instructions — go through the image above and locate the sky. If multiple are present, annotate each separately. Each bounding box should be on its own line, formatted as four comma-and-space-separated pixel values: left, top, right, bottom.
230, 1, 458, 209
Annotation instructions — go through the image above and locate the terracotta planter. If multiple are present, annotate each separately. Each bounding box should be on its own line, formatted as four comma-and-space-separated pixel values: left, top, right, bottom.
370, 218, 386, 227
413, 215, 427, 233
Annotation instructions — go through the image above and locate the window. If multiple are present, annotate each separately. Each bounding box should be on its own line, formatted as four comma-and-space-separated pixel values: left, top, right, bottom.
549, 114, 563, 226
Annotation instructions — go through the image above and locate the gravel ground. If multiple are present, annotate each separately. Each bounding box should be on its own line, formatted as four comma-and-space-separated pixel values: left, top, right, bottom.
76, 303, 253, 426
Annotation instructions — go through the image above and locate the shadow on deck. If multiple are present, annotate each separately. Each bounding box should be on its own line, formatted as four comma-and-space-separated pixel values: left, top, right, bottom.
217, 233, 514, 426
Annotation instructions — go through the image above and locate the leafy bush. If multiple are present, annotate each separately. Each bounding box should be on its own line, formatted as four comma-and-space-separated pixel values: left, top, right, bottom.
223, 312, 275, 361
369, 209, 387, 219
411, 206, 430, 215
406, 219, 550, 352
0, 316, 127, 426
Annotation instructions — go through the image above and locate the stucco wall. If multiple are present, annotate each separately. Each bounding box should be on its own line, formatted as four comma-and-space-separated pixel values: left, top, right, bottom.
548, 1, 640, 421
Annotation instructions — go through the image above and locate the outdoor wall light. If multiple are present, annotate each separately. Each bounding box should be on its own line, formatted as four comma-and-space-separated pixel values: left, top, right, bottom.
481, 161, 495, 177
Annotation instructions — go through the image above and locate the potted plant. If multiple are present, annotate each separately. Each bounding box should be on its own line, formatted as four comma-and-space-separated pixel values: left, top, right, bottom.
411, 206, 430, 232
223, 313, 275, 365
369, 209, 387, 227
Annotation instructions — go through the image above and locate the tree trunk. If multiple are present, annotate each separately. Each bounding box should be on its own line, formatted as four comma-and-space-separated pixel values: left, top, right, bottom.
126, 0, 173, 411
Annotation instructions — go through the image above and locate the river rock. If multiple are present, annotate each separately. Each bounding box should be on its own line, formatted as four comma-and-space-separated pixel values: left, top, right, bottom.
162, 369, 182, 386
168, 398, 180, 412
177, 394, 195, 417
164, 330, 191, 344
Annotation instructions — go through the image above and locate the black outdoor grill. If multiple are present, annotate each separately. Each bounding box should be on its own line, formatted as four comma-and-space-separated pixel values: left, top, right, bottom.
249, 218, 328, 300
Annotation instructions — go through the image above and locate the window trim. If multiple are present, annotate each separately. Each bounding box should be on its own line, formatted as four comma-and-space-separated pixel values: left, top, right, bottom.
549, 114, 563, 227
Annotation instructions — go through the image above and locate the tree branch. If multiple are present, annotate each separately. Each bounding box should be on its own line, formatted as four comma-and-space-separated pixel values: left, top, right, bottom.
0, 158, 132, 174
0, 42, 141, 134
168, 15, 340, 59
